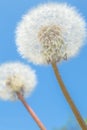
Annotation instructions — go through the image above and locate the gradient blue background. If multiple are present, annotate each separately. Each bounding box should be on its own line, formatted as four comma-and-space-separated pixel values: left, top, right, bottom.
0, 0, 87, 130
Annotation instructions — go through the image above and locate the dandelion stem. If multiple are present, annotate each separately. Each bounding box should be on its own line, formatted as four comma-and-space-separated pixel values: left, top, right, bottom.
16, 92, 46, 130
52, 62, 87, 130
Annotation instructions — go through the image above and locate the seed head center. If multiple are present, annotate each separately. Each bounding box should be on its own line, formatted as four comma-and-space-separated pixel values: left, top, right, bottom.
38, 25, 62, 45
6, 75, 24, 92
38, 25, 66, 63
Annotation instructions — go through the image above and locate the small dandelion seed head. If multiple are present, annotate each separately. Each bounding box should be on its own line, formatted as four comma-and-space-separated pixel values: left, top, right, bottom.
0, 62, 37, 101
16, 3, 86, 65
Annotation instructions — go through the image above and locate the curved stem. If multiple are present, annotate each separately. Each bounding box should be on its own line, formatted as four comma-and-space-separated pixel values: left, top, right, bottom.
16, 92, 46, 130
52, 62, 87, 130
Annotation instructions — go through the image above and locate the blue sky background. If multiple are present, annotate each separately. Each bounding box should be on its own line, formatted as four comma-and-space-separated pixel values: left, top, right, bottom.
0, 0, 87, 130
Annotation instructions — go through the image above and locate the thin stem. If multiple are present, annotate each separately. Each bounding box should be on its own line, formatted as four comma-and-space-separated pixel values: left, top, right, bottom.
16, 92, 46, 130
52, 62, 87, 130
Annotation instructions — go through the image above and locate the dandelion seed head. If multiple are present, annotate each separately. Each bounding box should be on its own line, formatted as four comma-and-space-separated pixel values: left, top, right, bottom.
0, 62, 37, 101
16, 3, 86, 65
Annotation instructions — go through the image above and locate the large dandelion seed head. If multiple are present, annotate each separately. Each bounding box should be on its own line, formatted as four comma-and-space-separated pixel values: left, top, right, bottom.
16, 3, 86, 65
0, 62, 37, 101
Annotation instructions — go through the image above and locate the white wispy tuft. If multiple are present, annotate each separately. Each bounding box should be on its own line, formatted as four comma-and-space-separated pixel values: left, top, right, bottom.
0, 62, 37, 101
16, 3, 86, 65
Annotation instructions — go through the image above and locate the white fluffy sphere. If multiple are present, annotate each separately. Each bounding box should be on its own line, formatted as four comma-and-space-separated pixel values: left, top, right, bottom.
0, 62, 37, 101
16, 3, 86, 64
